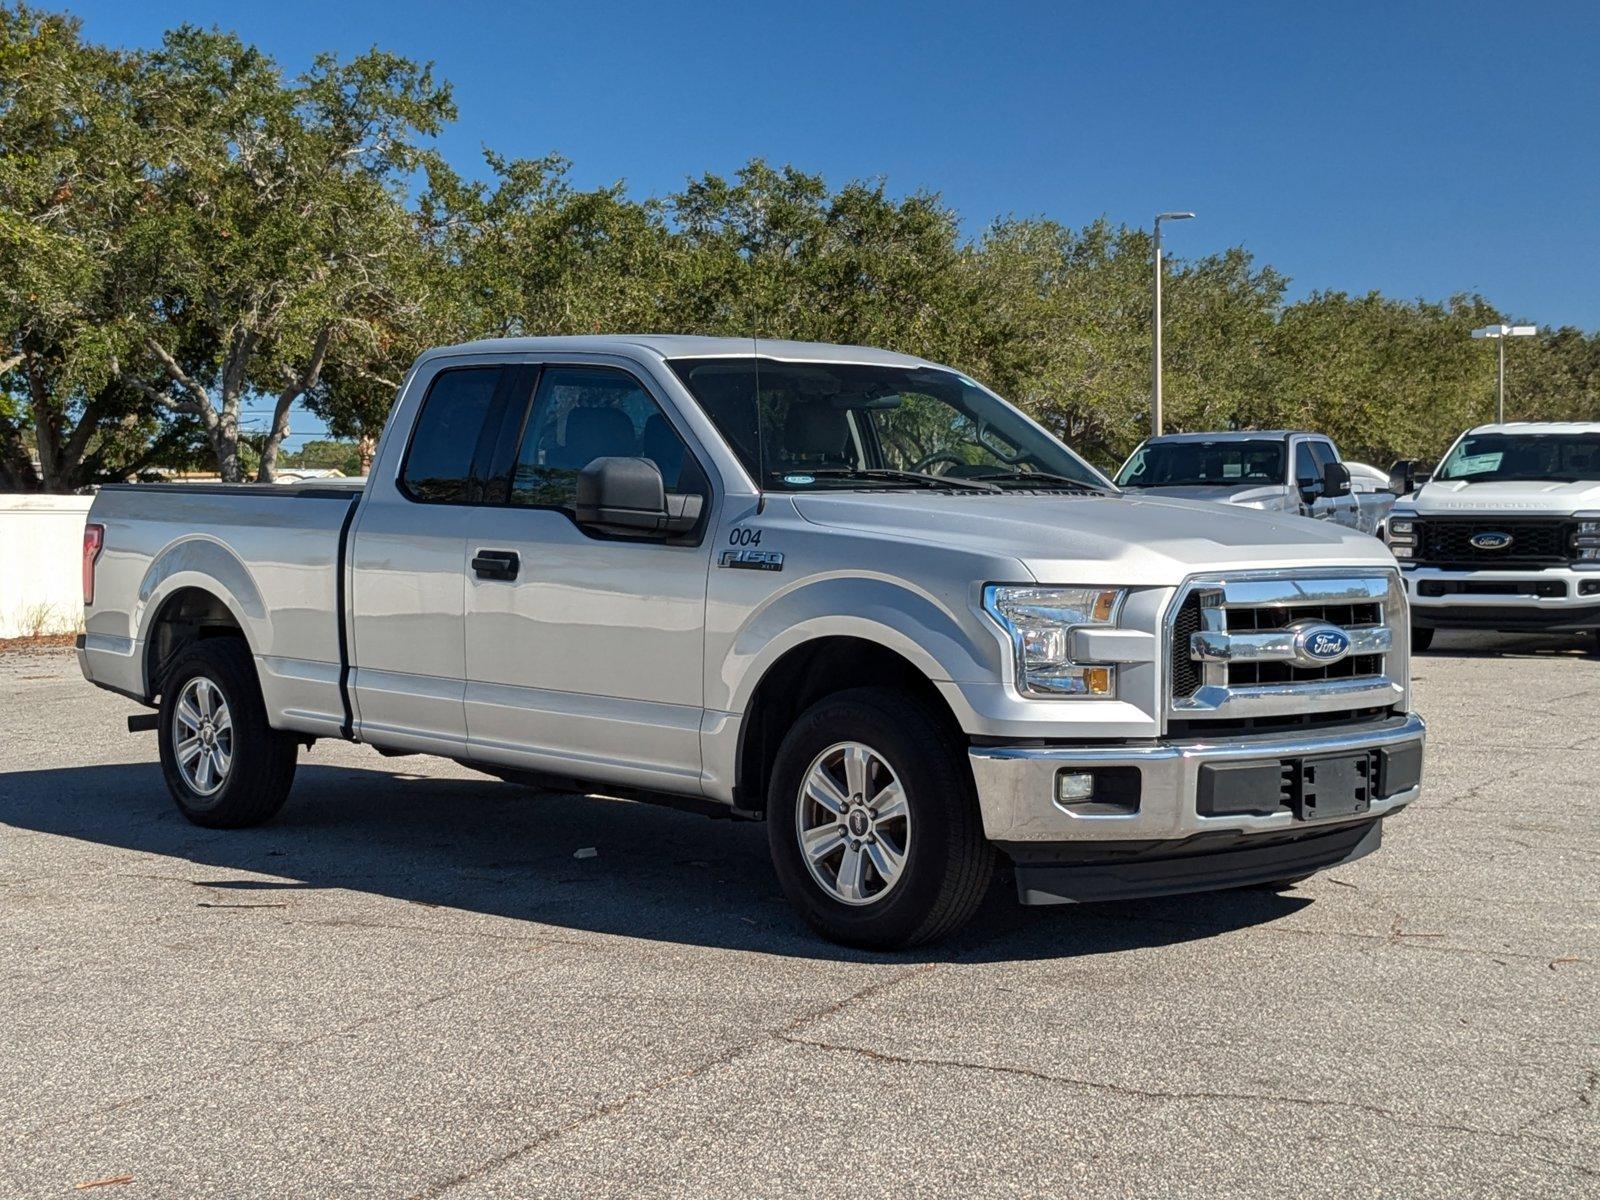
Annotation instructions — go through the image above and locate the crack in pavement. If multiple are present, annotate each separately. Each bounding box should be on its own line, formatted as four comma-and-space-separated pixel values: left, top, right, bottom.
405, 963, 937, 1199
776, 1035, 1600, 1173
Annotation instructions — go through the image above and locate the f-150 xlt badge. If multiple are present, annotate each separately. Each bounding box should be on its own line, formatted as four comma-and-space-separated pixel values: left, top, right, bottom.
719, 549, 784, 572
1289, 621, 1352, 666
1469, 530, 1514, 550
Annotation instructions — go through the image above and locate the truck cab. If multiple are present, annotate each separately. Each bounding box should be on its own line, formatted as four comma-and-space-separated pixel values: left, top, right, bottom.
78, 336, 1426, 948
1114, 430, 1393, 535
1384, 421, 1600, 650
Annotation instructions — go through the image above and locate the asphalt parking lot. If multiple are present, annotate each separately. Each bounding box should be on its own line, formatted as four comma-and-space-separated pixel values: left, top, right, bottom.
1, 633, 1595, 1199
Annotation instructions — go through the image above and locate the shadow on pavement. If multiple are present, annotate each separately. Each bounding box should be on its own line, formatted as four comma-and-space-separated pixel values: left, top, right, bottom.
1418, 631, 1598, 661
0, 760, 1315, 964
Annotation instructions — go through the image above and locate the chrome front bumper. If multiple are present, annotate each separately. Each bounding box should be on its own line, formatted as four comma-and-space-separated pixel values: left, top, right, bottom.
970, 712, 1425, 843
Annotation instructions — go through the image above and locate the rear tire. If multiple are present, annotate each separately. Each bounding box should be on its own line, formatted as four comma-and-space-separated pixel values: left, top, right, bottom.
157, 638, 298, 828
1410, 626, 1435, 652
766, 687, 994, 949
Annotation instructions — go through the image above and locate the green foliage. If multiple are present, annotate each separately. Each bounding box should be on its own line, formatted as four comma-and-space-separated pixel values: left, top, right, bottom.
2, 3, 1597, 491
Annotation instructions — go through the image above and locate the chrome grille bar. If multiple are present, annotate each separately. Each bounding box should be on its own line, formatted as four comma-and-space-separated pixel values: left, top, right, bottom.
1192, 625, 1393, 663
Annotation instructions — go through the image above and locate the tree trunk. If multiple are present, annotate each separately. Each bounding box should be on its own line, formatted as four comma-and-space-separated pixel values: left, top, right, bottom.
358, 431, 378, 475
257, 327, 332, 483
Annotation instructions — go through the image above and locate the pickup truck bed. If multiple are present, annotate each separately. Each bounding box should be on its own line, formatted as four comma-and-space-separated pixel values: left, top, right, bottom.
82, 482, 360, 736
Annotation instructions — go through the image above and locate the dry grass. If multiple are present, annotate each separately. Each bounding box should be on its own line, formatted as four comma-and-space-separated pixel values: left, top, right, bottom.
0, 632, 79, 654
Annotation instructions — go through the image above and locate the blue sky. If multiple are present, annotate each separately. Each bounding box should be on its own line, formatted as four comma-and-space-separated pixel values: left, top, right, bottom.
60, 0, 1600, 446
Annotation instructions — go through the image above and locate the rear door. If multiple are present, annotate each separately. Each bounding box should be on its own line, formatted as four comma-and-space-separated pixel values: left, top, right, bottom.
348, 362, 530, 754
461, 361, 717, 794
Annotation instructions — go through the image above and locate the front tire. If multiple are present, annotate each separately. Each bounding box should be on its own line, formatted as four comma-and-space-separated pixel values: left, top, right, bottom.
1410, 626, 1435, 652
766, 687, 994, 949
157, 638, 298, 828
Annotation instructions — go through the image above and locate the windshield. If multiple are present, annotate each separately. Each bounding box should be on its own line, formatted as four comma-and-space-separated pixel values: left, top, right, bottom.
1434, 433, 1600, 483
667, 357, 1109, 492
1115, 439, 1285, 488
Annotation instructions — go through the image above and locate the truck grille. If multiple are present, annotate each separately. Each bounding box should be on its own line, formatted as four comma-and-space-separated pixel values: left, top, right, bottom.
1166, 573, 1406, 724
1415, 517, 1574, 567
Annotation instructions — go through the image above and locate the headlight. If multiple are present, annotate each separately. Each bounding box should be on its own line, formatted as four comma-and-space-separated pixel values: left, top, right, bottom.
1573, 514, 1600, 562
983, 585, 1124, 698
1384, 514, 1418, 560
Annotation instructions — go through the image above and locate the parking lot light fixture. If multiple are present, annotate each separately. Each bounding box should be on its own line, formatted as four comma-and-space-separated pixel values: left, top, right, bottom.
1152, 211, 1195, 436
1471, 323, 1538, 423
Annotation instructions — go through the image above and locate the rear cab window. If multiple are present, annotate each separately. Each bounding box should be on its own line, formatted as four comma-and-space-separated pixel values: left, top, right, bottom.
398, 367, 509, 504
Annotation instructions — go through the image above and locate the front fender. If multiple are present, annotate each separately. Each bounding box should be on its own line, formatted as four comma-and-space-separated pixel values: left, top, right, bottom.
717, 572, 1003, 718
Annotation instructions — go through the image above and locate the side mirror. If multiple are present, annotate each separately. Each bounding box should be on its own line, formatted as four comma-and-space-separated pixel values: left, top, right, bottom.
575, 457, 703, 536
1321, 460, 1352, 499
1386, 459, 1417, 496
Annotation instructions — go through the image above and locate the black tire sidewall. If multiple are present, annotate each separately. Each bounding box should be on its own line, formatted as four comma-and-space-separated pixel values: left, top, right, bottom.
156, 639, 290, 826
766, 688, 987, 948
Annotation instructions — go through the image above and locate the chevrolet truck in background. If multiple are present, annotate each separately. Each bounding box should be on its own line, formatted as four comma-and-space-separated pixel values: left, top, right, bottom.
1384, 421, 1600, 652
1114, 430, 1395, 535
78, 336, 1426, 947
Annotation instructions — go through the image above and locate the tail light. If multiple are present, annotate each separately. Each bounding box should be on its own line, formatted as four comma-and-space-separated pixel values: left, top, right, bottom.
82, 523, 105, 606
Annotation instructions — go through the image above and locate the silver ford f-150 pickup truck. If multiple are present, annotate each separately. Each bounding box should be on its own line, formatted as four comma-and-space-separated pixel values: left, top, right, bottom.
78, 336, 1426, 947
1384, 421, 1600, 651
1114, 430, 1395, 535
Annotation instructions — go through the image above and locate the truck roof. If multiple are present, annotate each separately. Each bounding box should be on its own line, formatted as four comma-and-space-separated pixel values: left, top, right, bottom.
1142, 430, 1322, 445
417, 334, 933, 369
1463, 421, 1600, 436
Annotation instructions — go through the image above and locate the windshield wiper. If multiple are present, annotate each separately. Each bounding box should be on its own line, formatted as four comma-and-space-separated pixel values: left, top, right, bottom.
1447, 474, 1582, 483
969, 470, 1112, 494
787, 468, 1002, 493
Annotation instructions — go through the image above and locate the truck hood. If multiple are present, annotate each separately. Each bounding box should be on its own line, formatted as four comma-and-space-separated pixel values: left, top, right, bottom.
1119, 483, 1283, 505
791, 492, 1394, 584
1407, 478, 1600, 516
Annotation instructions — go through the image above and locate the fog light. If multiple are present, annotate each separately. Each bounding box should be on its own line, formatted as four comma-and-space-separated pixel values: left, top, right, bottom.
1056, 772, 1095, 804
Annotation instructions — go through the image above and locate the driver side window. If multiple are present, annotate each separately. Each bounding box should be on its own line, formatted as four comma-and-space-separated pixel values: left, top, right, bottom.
1295, 442, 1319, 488
508, 366, 701, 511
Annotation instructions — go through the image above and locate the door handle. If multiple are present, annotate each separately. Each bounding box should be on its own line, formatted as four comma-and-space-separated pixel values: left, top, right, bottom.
471, 549, 520, 581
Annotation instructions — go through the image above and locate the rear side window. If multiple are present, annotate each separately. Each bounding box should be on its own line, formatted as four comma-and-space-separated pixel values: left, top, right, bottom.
509, 366, 699, 510
399, 368, 505, 503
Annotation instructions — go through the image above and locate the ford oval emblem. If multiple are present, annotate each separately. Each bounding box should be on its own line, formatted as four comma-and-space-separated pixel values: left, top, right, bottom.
1289, 621, 1352, 667
1469, 530, 1514, 551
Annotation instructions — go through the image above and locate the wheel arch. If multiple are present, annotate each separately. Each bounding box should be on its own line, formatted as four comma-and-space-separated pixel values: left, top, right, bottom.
134, 538, 266, 700
140, 584, 254, 701
732, 634, 968, 809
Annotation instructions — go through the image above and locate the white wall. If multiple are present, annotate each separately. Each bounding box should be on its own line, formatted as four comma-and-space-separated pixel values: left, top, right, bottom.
0, 495, 93, 638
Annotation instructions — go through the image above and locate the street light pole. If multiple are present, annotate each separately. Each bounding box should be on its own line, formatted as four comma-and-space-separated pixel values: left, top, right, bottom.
1471, 324, 1538, 423
1152, 211, 1194, 436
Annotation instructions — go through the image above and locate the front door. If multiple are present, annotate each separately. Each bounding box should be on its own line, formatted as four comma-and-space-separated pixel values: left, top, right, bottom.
462, 363, 716, 794
349, 363, 525, 754
1293, 439, 1359, 527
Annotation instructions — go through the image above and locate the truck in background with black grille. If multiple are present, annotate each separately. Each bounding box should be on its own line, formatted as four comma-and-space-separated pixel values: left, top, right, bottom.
1384, 421, 1600, 651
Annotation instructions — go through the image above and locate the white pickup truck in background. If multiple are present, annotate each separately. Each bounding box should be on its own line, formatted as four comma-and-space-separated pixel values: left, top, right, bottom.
77, 335, 1426, 947
1114, 430, 1395, 535
1384, 421, 1600, 651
